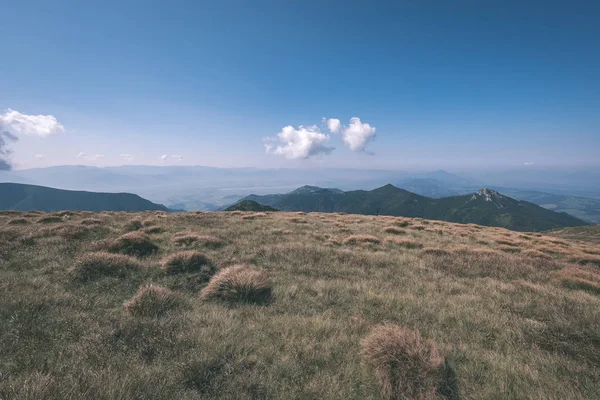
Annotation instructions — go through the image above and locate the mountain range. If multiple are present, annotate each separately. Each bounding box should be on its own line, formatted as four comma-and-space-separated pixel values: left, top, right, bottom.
0, 183, 169, 212
240, 185, 588, 232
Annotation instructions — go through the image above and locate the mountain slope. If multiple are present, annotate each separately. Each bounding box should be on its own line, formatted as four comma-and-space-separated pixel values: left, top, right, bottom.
239, 185, 588, 231
0, 183, 169, 212
223, 200, 278, 212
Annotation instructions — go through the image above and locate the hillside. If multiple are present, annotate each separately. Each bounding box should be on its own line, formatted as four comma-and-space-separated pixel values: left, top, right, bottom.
242, 185, 588, 232
223, 200, 278, 212
0, 183, 169, 212
0, 211, 598, 399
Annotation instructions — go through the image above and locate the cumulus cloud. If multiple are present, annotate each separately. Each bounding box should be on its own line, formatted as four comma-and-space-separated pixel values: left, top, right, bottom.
121, 153, 133, 161
35, 154, 45, 159
265, 125, 334, 159
160, 154, 168, 160
0, 109, 65, 169
524, 162, 534, 166
171, 155, 183, 160
327, 117, 376, 152
76, 152, 88, 159
0, 108, 65, 137
90, 154, 104, 160
326, 118, 341, 134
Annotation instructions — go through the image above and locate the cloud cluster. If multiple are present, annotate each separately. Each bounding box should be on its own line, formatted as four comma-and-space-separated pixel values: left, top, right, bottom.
121, 153, 133, 161
160, 154, 184, 161
265, 125, 333, 160
0, 109, 65, 169
334, 117, 376, 152
265, 117, 377, 160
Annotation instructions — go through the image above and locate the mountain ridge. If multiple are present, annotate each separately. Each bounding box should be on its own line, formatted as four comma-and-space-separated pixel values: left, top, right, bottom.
0, 183, 169, 212
239, 185, 588, 231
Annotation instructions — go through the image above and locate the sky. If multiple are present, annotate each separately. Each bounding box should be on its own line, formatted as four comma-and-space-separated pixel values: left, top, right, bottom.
1, 0, 599, 171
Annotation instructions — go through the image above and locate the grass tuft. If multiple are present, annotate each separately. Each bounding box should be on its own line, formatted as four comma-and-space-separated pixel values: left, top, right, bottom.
200, 265, 272, 304
69, 252, 141, 282
106, 231, 159, 257
343, 235, 381, 245
124, 284, 185, 317
361, 324, 444, 400
161, 250, 215, 279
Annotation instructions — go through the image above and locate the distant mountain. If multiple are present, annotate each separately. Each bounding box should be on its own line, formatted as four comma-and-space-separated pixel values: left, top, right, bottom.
240, 185, 588, 231
0, 183, 169, 212
223, 200, 278, 212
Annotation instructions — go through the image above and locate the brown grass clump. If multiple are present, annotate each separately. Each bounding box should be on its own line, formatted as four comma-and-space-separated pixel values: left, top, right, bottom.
551, 266, 600, 294
106, 231, 158, 257
69, 252, 141, 282
241, 212, 267, 220
50, 225, 92, 239
124, 284, 185, 317
36, 216, 63, 224
393, 220, 411, 228
343, 235, 381, 245
386, 238, 424, 249
361, 324, 443, 400
497, 245, 521, 253
143, 226, 163, 234
384, 226, 407, 235
420, 248, 451, 257
161, 251, 215, 279
7, 218, 29, 225
172, 233, 224, 248
123, 219, 143, 232
80, 218, 103, 226
200, 265, 272, 304
521, 249, 552, 259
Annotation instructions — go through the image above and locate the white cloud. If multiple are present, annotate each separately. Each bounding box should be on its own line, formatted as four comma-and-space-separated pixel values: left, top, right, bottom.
326, 118, 341, 134
121, 153, 133, 160
76, 152, 88, 158
0, 108, 65, 137
265, 125, 333, 159
171, 155, 183, 160
524, 162, 534, 166
160, 154, 168, 160
90, 154, 104, 160
340, 117, 376, 152
35, 154, 45, 159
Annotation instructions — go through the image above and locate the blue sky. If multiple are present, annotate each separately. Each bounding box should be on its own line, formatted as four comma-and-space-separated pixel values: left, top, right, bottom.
1, 0, 599, 170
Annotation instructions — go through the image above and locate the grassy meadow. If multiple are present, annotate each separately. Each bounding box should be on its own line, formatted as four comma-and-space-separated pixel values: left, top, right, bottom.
0, 210, 599, 399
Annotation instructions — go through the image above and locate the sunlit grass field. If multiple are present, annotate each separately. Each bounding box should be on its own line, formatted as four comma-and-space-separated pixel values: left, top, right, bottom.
0, 210, 598, 399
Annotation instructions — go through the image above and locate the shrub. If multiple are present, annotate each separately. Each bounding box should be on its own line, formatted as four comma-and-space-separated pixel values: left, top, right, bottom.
361, 324, 443, 400
124, 284, 185, 317
36, 216, 63, 224
343, 235, 381, 245
107, 232, 158, 257
80, 218, 103, 226
384, 226, 406, 235
161, 251, 214, 278
69, 252, 141, 282
173, 233, 224, 248
200, 265, 272, 304
7, 218, 29, 225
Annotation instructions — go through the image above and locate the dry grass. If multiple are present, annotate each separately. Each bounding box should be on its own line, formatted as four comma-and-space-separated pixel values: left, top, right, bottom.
80, 218, 104, 225
172, 233, 224, 248
124, 284, 186, 317
69, 252, 141, 282
105, 231, 159, 257
0, 210, 598, 399
7, 218, 29, 225
361, 324, 444, 400
160, 251, 214, 278
36, 215, 63, 224
386, 238, 424, 249
383, 226, 407, 235
241, 212, 267, 220
201, 265, 272, 304
343, 234, 382, 245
